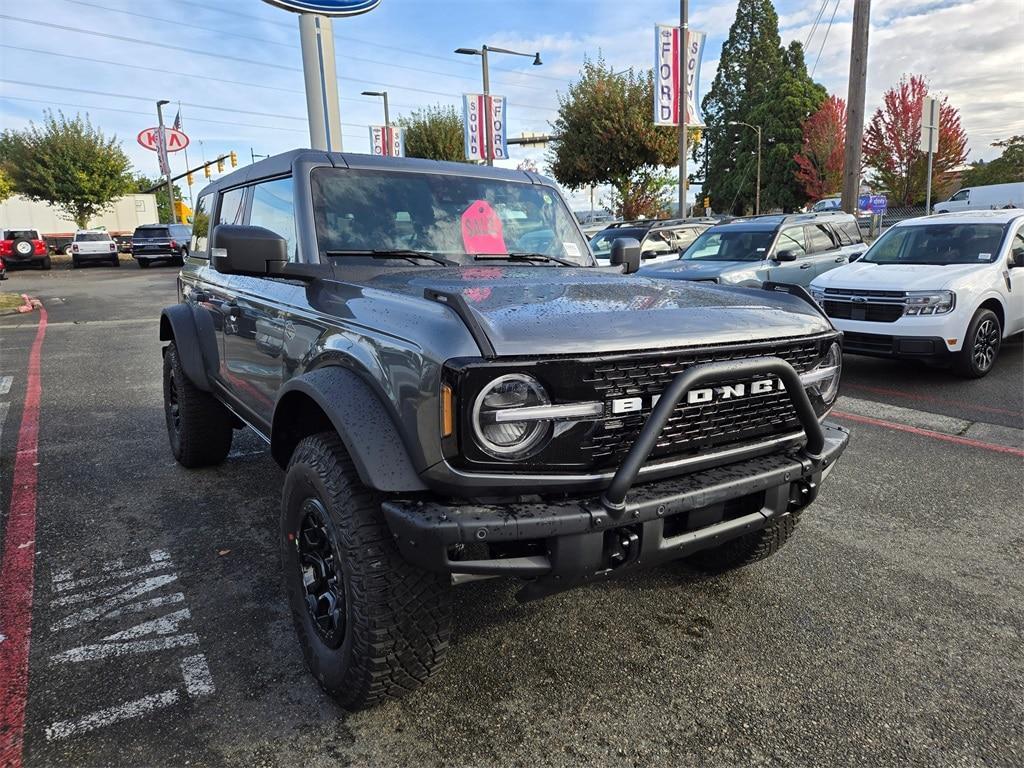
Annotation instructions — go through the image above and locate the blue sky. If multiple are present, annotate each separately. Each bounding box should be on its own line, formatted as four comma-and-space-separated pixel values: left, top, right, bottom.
1, 0, 1021, 209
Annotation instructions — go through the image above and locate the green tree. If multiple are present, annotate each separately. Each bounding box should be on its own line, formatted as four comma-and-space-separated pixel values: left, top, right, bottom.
549, 57, 677, 219
399, 105, 467, 162
700, 0, 785, 214
749, 41, 826, 211
960, 136, 1024, 187
0, 168, 13, 204
129, 173, 183, 224
0, 111, 132, 228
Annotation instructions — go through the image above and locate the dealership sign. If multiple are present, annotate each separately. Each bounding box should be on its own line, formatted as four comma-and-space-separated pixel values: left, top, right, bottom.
137, 127, 189, 153
261, 0, 382, 15
369, 125, 404, 157
463, 94, 508, 162
653, 25, 706, 127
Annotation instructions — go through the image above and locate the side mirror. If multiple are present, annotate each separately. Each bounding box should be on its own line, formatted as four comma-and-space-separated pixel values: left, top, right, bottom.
610, 238, 642, 274
211, 225, 287, 276
774, 249, 798, 262
1011, 248, 1024, 268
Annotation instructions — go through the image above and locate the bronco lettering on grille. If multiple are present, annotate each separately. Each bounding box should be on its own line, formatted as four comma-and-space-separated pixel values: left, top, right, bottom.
610, 378, 785, 414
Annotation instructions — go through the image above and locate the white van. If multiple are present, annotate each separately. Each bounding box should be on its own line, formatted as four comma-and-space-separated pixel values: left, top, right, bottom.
933, 182, 1024, 213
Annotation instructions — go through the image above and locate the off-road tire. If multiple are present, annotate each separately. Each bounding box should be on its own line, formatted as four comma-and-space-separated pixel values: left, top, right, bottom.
281, 432, 452, 710
954, 308, 1001, 378
162, 341, 233, 467
40, 255, 52, 270
688, 512, 799, 573
175, 250, 186, 266
112, 256, 121, 267
137, 258, 150, 269
71, 256, 80, 268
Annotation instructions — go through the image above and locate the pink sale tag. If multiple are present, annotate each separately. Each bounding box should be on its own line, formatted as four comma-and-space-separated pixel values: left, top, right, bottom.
461, 200, 506, 254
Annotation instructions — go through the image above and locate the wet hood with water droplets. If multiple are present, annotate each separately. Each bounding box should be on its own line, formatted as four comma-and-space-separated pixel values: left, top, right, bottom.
361, 265, 833, 356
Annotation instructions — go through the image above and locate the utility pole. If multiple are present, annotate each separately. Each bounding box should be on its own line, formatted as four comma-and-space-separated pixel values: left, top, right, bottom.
841, 0, 871, 215
678, 0, 688, 217
156, 100, 176, 224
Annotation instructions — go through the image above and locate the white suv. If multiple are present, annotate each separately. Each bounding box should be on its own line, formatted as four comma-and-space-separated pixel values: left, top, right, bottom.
71, 229, 119, 268
810, 210, 1024, 377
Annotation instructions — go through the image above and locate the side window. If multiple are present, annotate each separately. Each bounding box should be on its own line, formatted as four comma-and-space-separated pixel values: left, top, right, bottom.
951, 189, 969, 202
642, 230, 673, 255
218, 187, 246, 227
806, 224, 837, 253
1011, 228, 1024, 264
248, 177, 297, 260
191, 193, 210, 257
672, 227, 701, 250
776, 226, 808, 257
839, 221, 863, 245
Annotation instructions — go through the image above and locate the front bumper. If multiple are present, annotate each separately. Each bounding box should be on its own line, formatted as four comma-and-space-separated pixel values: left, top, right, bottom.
74, 250, 118, 261
829, 315, 962, 353
842, 331, 953, 361
384, 355, 848, 601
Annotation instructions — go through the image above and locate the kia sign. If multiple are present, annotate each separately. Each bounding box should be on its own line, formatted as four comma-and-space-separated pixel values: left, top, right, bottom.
137, 127, 189, 153
261, 0, 382, 15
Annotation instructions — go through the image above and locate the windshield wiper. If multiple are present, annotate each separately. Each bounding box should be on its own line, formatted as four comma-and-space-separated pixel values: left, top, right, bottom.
473, 252, 578, 267
325, 249, 456, 266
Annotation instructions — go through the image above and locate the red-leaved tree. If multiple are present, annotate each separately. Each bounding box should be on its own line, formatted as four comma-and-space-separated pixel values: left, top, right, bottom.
794, 95, 846, 201
862, 74, 968, 206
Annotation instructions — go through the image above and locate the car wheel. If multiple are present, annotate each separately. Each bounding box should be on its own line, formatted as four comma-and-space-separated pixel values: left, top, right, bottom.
688, 511, 799, 573
281, 432, 452, 710
954, 308, 1001, 378
162, 341, 233, 467
13, 239, 34, 258
137, 259, 150, 269
41, 256, 52, 270
71, 256, 80, 268
62, 244, 73, 256
175, 249, 186, 267
112, 256, 121, 267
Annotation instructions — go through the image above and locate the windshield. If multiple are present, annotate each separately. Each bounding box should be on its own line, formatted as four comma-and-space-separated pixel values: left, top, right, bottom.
4, 230, 37, 240
75, 232, 111, 242
311, 168, 592, 266
680, 229, 775, 262
862, 223, 1007, 265
590, 227, 647, 257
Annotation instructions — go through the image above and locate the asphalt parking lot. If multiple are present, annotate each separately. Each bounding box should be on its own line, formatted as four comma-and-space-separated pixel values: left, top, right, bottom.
1, 265, 1022, 767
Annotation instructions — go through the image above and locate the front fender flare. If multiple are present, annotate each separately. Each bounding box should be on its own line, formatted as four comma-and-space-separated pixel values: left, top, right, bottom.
159, 304, 219, 391
272, 367, 428, 493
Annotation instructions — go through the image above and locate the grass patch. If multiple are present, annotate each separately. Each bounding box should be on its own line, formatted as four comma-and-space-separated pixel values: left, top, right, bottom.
0, 292, 26, 311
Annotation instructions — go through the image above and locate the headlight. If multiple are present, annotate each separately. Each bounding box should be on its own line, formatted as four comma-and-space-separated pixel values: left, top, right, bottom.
809, 286, 826, 304
904, 290, 955, 316
472, 374, 552, 459
800, 341, 842, 406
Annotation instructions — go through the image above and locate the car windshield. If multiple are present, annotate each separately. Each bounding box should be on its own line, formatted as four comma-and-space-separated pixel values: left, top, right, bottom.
590, 228, 648, 257
75, 233, 111, 241
136, 227, 170, 238
4, 230, 37, 240
311, 168, 592, 266
862, 223, 1007, 265
680, 229, 775, 262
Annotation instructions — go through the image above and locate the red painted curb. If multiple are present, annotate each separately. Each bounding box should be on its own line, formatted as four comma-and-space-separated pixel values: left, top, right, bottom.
832, 409, 1024, 457
0, 304, 48, 768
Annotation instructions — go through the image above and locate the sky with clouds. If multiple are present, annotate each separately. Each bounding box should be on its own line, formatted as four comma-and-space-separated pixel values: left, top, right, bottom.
1, 0, 1021, 209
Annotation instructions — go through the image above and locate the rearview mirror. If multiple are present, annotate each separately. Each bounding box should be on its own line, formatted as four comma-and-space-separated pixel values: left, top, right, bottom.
211, 225, 287, 276
610, 238, 642, 274
774, 249, 798, 262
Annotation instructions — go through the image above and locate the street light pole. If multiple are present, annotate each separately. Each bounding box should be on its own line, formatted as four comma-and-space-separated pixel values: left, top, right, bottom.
156, 100, 176, 224
728, 121, 762, 215
679, 0, 688, 217
456, 45, 542, 166
361, 90, 391, 127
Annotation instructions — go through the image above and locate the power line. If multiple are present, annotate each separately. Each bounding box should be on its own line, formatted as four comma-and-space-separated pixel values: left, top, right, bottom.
803, 0, 830, 50
811, 0, 842, 77
0, 14, 558, 114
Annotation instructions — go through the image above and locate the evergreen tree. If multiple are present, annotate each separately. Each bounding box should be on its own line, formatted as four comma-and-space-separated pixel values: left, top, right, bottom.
700, 0, 783, 214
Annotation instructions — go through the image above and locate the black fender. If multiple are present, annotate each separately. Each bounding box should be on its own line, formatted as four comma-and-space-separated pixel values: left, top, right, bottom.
159, 304, 219, 391
272, 367, 428, 493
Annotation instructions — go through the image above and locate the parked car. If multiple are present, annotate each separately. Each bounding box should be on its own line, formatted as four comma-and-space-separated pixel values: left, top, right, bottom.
810, 210, 1024, 377
639, 212, 867, 287
0, 255, 6, 280
0, 228, 51, 270
159, 149, 848, 709
591, 218, 715, 265
131, 223, 192, 268
933, 182, 1024, 214
71, 230, 119, 267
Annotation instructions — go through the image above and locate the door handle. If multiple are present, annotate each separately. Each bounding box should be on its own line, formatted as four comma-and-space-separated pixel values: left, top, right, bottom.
799, 263, 813, 269
835, 256, 847, 262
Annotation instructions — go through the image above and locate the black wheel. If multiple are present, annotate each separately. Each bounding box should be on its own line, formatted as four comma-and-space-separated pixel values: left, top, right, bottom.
40, 256, 52, 270
137, 259, 150, 269
162, 341, 233, 467
175, 249, 186, 266
112, 256, 121, 267
954, 309, 1001, 378
71, 256, 80, 268
281, 433, 452, 710
688, 512, 799, 573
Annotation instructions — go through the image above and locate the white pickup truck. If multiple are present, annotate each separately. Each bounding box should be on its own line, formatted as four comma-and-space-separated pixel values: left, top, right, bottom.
71, 230, 120, 268
810, 210, 1024, 377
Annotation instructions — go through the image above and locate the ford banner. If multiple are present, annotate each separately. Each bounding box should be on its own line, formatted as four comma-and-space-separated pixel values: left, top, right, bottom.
369, 125, 404, 157
654, 25, 706, 127
463, 94, 508, 162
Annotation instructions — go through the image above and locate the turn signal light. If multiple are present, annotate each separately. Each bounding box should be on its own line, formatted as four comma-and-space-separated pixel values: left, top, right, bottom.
441, 384, 454, 438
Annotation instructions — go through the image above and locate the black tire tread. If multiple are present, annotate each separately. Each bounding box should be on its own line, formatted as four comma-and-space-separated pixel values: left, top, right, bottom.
953, 308, 1000, 378
285, 432, 452, 710
689, 512, 799, 573
163, 342, 233, 467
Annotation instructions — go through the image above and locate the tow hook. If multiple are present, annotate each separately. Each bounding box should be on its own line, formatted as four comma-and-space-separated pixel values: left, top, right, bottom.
789, 478, 819, 509
607, 528, 641, 569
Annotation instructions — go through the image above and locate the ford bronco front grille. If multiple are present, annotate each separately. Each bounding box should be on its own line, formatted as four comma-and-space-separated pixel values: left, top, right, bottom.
579, 337, 824, 468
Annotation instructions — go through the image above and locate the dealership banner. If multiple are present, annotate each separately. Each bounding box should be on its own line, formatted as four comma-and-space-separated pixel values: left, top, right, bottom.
369, 125, 404, 157
463, 94, 508, 161
653, 25, 706, 127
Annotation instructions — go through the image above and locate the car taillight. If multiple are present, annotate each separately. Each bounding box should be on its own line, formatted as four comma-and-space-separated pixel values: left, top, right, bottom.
72, 243, 79, 252
0, 241, 11, 256
33, 239, 46, 254
109, 242, 116, 251
170, 239, 178, 249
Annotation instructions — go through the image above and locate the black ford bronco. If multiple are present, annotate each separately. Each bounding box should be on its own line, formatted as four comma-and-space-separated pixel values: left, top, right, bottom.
160, 149, 848, 709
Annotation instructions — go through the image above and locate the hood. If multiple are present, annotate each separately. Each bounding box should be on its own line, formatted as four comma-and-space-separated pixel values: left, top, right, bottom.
363, 265, 832, 356
639, 259, 761, 280
812, 261, 986, 291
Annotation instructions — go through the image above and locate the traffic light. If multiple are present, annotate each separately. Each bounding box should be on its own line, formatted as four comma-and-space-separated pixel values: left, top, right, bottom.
691, 128, 703, 145
703, 196, 711, 209
186, 172, 194, 186
217, 158, 225, 173
230, 151, 238, 168
204, 164, 211, 179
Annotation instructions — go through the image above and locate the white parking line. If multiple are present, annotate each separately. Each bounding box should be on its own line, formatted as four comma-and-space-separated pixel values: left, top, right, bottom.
0, 375, 12, 396
50, 633, 200, 664
180, 655, 215, 697
45, 691, 181, 742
